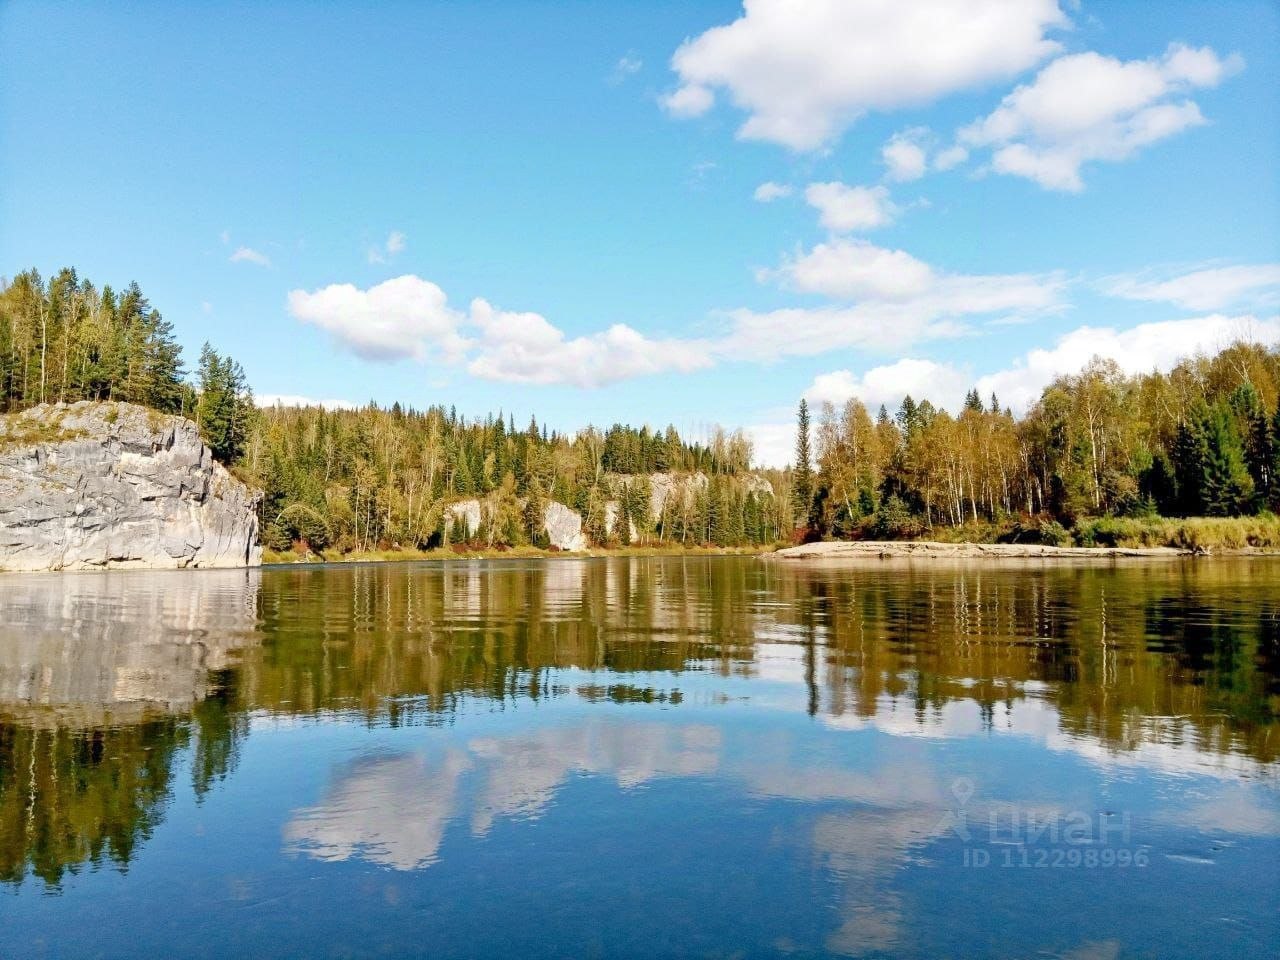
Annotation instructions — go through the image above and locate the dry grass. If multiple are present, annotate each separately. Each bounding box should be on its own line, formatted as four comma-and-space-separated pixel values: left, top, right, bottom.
1074, 514, 1280, 550
0, 408, 87, 450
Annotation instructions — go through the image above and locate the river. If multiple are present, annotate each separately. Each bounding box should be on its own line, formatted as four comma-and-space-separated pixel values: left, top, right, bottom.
1, 557, 1277, 958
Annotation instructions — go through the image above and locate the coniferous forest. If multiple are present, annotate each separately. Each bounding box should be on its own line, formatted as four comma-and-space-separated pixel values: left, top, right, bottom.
3, 267, 1279, 554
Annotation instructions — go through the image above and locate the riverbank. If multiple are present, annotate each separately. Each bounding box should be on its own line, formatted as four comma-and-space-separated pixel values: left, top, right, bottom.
769, 540, 1280, 561
262, 543, 769, 565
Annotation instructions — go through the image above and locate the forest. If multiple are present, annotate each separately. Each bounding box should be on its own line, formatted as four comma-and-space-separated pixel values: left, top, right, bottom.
3, 267, 1279, 554
0, 268, 786, 554
795, 341, 1280, 546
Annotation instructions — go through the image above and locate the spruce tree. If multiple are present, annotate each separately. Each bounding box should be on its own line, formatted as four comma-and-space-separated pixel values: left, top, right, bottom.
792, 399, 814, 528
1202, 404, 1254, 516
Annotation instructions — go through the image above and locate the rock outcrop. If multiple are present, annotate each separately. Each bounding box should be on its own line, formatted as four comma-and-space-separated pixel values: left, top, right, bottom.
0, 401, 261, 571
543, 500, 586, 551
438, 470, 775, 552
445, 496, 586, 550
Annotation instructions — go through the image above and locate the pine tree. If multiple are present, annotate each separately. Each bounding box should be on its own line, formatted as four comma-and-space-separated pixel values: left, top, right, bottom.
792, 399, 814, 528
1171, 405, 1210, 516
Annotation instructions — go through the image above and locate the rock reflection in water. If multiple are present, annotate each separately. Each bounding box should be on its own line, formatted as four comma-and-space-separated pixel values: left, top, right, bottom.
0, 557, 1276, 959
0, 569, 259, 886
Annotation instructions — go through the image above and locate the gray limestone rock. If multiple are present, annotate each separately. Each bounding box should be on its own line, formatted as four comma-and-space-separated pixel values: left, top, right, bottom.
0, 401, 261, 571
543, 500, 586, 551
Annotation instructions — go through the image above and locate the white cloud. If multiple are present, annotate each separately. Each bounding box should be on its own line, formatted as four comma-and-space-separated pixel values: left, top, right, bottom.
610, 53, 643, 84
735, 237, 1065, 362
746, 421, 799, 470
933, 144, 969, 171
766, 238, 1066, 316
721, 303, 968, 361
289, 274, 716, 387
881, 129, 929, 182
256, 394, 360, 411
368, 230, 407, 264
977, 313, 1279, 410
229, 246, 271, 267
753, 181, 793, 202
1103, 263, 1280, 311
663, 0, 1067, 150
804, 182, 897, 232
287, 275, 469, 363
960, 43, 1243, 191
466, 299, 713, 388
805, 359, 974, 414
771, 239, 935, 300
788, 313, 1280, 434
661, 84, 714, 118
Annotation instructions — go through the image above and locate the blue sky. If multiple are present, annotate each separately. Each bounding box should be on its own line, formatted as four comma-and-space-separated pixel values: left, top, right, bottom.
2, 0, 1278, 464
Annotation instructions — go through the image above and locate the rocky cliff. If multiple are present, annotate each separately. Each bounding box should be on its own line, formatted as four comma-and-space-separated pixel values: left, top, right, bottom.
443, 471, 773, 552
0, 402, 261, 571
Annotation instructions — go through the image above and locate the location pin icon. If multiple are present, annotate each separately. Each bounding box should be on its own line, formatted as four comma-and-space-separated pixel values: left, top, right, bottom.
951, 777, 974, 806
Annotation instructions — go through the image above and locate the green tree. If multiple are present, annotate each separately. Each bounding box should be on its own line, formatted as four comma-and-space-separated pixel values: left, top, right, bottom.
792, 399, 814, 528
1202, 403, 1254, 516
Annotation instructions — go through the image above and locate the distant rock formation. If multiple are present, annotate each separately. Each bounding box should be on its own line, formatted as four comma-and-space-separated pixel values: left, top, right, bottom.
445, 496, 587, 551
543, 500, 586, 551
442, 471, 774, 552
0, 401, 261, 571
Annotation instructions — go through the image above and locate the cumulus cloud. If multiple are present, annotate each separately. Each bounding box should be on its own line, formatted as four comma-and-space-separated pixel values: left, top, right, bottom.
287, 275, 470, 363
976, 313, 1279, 410
229, 246, 271, 267
661, 83, 714, 118
663, 0, 1067, 150
805, 183, 897, 232
805, 359, 974, 413
1103, 263, 1280, 311
466, 299, 713, 387
288, 275, 712, 387
753, 181, 793, 202
881, 129, 929, 182
787, 314, 1280, 439
959, 43, 1243, 191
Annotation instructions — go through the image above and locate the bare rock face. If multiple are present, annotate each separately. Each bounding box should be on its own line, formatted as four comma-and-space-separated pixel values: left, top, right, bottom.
0, 401, 261, 571
445, 499, 483, 539
543, 500, 586, 551
645, 471, 773, 522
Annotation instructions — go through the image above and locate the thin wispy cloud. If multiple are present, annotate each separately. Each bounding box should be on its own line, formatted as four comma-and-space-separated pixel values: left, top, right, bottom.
609, 52, 643, 85
367, 230, 407, 264
230, 246, 271, 267
1102, 263, 1280, 311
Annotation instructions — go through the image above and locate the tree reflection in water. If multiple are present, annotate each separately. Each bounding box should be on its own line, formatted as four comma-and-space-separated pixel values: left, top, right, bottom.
1, 557, 1277, 889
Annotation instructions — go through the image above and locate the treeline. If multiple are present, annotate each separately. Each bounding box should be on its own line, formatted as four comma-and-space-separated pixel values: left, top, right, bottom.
243, 404, 785, 553
793, 341, 1280, 541
2, 267, 782, 555
0, 269, 254, 463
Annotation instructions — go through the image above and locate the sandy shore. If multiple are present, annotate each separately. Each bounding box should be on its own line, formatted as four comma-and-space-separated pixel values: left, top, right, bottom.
771, 540, 1190, 561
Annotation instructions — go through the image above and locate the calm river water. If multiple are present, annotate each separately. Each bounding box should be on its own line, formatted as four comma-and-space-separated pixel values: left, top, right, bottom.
1, 557, 1277, 959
